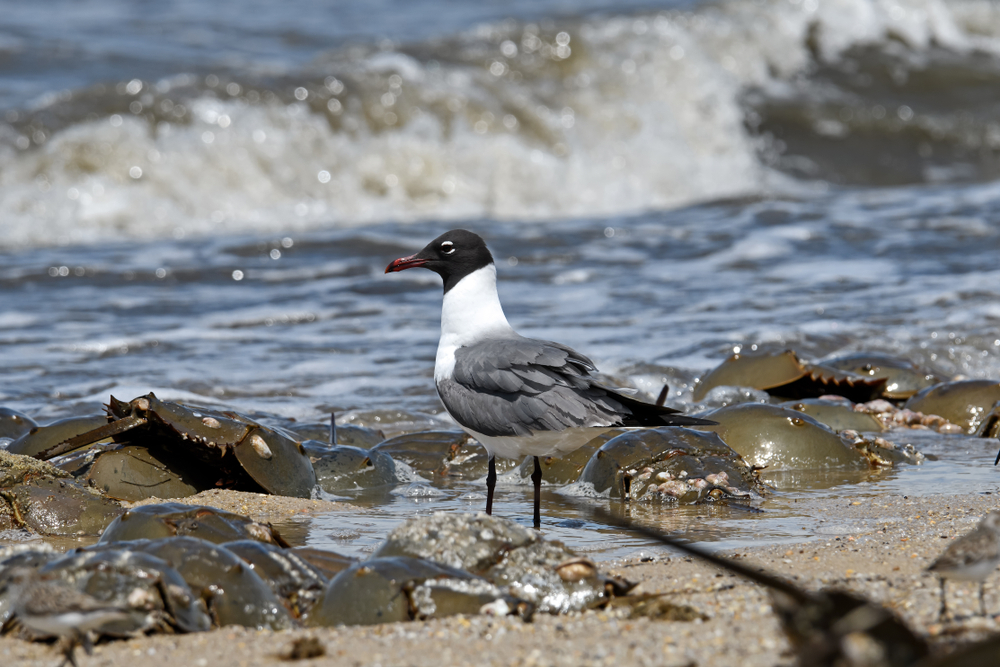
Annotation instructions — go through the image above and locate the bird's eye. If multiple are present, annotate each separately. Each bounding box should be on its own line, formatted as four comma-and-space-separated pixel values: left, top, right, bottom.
441, 241, 455, 255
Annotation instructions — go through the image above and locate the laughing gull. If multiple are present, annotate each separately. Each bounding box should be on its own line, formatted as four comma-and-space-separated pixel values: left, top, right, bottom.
385, 229, 714, 528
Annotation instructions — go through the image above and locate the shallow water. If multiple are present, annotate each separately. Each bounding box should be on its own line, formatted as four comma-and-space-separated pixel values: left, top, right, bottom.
2, 0, 1000, 556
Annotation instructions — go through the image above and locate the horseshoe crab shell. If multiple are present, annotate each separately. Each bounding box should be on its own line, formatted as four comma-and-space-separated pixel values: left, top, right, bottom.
700, 403, 872, 470
693, 350, 886, 403
41, 393, 317, 499
904, 380, 1000, 434
821, 352, 945, 400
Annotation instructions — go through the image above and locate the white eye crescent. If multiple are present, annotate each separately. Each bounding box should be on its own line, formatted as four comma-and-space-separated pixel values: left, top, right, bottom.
441, 241, 455, 255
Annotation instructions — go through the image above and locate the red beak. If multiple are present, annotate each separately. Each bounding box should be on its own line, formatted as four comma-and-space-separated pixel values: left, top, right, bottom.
385, 254, 428, 273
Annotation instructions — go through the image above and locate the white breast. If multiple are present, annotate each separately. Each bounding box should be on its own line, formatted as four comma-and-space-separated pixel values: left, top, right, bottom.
434, 263, 514, 382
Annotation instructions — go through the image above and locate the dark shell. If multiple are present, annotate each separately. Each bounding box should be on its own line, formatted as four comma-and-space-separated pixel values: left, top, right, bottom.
371, 430, 484, 479
287, 422, 385, 449
56, 394, 318, 499
98, 502, 287, 546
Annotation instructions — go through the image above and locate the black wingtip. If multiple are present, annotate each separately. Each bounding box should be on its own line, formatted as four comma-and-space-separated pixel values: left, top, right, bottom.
662, 415, 718, 427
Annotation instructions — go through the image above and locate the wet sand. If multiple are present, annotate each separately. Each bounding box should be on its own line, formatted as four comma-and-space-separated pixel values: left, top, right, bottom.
3, 490, 1000, 666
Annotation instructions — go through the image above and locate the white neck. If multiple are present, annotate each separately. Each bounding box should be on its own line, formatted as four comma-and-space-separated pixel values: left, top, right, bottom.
435, 264, 514, 381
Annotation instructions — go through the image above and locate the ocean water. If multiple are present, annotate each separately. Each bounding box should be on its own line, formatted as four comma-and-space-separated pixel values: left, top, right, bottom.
2, 0, 1000, 554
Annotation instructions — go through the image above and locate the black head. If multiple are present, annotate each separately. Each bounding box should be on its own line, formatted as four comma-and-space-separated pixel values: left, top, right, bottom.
385, 229, 495, 293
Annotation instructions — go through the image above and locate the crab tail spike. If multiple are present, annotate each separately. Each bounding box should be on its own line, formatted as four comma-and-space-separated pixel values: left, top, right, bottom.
656, 385, 669, 408
330, 412, 336, 445
35, 414, 149, 460
994, 447, 1000, 466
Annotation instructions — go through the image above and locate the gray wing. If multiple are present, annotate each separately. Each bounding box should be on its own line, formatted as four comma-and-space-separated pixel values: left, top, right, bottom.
436, 336, 628, 437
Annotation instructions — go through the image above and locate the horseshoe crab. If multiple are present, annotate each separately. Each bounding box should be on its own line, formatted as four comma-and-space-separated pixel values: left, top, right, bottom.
577, 427, 764, 503
0, 408, 36, 440
693, 350, 886, 403
223, 540, 329, 620
821, 352, 945, 400
128, 537, 293, 630
2, 546, 212, 635
307, 556, 525, 627
700, 403, 922, 471
0, 451, 123, 536
98, 503, 288, 546
312, 445, 399, 492
373, 513, 634, 614
38, 394, 317, 499
904, 380, 1000, 435
370, 430, 490, 480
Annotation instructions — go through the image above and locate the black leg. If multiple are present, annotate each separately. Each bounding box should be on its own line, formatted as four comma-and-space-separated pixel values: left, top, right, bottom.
531, 456, 542, 530
938, 578, 948, 621
981, 581, 988, 617
485, 456, 496, 515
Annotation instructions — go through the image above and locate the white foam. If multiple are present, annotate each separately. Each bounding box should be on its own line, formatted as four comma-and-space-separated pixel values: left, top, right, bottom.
3, 0, 1000, 248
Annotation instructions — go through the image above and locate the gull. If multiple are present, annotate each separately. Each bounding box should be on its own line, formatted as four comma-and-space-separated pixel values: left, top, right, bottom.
386, 229, 714, 528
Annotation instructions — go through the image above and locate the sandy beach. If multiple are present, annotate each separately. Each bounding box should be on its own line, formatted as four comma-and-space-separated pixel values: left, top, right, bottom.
4, 489, 999, 666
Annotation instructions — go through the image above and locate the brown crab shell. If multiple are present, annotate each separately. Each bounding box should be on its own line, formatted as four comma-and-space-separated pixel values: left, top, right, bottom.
693, 349, 886, 402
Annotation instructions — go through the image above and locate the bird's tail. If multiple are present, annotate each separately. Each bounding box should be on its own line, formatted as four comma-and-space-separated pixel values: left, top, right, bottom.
606, 388, 717, 427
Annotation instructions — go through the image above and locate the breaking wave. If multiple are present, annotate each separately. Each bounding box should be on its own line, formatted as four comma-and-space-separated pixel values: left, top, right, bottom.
3, 0, 1000, 248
